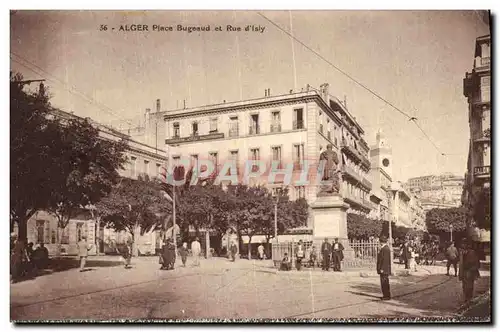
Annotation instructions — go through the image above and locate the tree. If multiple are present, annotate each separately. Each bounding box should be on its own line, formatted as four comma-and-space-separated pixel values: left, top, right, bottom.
10, 72, 63, 241
473, 187, 491, 231
260, 192, 309, 244
47, 117, 127, 250
425, 207, 467, 239
347, 213, 383, 240
96, 176, 171, 256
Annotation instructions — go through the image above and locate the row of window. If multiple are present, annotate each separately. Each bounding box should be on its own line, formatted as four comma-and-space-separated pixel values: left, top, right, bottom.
171, 108, 305, 138
128, 156, 163, 179
172, 144, 306, 169
35, 220, 87, 245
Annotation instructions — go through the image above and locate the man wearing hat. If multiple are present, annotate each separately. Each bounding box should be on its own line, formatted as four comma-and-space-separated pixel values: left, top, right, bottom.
321, 237, 332, 271
459, 239, 480, 303
377, 236, 392, 300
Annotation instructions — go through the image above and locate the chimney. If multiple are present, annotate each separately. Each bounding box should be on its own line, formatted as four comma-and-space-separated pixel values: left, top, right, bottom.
344, 95, 347, 109
319, 83, 330, 104
267, 88, 271, 96
183, 100, 186, 109
156, 99, 161, 112
264, 89, 268, 97
289, 89, 293, 94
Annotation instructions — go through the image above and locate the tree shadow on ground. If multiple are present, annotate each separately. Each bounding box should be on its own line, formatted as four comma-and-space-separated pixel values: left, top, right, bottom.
346, 274, 491, 320
12, 257, 124, 283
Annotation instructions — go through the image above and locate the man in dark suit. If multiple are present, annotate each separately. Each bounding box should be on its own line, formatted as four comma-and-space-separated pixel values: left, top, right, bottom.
321, 237, 332, 271
332, 238, 344, 272
377, 236, 392, 300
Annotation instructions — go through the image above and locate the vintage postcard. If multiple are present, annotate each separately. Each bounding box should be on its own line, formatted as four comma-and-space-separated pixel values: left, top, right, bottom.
10, 10, 491, 323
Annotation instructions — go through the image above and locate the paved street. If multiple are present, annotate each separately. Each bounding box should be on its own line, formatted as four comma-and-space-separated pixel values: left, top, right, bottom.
10, 256, 490, 321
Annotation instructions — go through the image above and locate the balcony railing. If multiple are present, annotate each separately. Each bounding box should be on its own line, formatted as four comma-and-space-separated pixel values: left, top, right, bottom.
474, 166, 490, 176
341, 140, 371, 169
229, 124, 239, 138
293, 120, 304, 130
475, 128, 491, 142
165, 132, 224, 144
249, 125, 260, 135
475, 57, 491, 68
270, 123, 282, 133
293, 161, 303, 171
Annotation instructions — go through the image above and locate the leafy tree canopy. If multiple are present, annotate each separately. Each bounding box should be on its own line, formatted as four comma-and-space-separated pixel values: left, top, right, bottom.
425, 207, 467, 235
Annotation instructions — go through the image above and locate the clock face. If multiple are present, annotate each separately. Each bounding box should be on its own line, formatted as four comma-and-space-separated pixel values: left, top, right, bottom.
382, 158, 390, 167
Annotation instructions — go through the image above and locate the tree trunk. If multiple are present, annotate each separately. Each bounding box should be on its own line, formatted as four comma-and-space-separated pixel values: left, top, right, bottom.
131, 225, 139, 257
247, 235, 253, 260
17, 220, 27, 242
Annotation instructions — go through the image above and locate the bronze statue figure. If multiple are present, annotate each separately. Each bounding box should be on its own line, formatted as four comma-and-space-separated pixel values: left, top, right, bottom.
318, 144, 341, 196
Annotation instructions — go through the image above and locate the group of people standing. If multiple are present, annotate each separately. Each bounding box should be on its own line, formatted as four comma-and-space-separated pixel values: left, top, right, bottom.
158, 237, 202, 270
279, 238, 345, 272
377, 236, 482, 304
10, 234, 50, 283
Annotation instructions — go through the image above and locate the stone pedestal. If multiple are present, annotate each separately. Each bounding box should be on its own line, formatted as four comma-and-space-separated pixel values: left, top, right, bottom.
311, 194, 354, 264
311, 194, 349, 239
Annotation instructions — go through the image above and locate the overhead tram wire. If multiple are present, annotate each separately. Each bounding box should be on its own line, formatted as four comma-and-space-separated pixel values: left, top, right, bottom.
257, 12, 450, 157
10, 52, 135, 127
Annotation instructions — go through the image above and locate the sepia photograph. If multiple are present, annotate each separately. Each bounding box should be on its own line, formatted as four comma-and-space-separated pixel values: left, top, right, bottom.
9, 9, 491, 323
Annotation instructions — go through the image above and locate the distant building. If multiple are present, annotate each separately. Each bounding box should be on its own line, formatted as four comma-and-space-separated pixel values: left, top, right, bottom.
407, 173, 464, 212
462, 34, 491, 228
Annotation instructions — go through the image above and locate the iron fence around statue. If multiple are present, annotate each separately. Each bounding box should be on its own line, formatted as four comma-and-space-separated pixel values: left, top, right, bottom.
271, 238, 380, 270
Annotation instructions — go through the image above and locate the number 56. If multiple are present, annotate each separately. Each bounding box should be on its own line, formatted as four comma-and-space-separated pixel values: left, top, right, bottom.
100, 25, 108, 31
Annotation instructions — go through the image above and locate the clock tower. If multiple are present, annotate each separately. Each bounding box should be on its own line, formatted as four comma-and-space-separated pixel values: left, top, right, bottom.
370, 129, 393, 179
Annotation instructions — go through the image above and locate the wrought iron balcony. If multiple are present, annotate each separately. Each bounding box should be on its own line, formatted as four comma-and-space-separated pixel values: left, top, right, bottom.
293, 120, 304, 130
228, 124, 239, 138
248, 125, 260, 135
270, 123, 282, 133
165, 132, 224, 144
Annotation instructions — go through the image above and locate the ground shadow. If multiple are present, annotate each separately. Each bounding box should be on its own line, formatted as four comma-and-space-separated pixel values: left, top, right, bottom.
12, 257, 124, 283
346, 274, 491, 320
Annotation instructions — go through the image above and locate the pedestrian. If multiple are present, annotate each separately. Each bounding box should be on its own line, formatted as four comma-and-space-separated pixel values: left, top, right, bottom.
402, 241, 410, 269
332, 238, 344, 272
377, 236, 392, 300
459, 239, 480, 304
295, 240, 305, 271
167, 238, 176, 270
77, 236, 93, 272
321, 237, 332, 271
122, 239, 133, 269
308, 246, 318, 268
445, 241, 459, 277
178, 242, 189, 267
280, 252, 291, 271
229, 240, 238, 262
33, 243, 49, 270
258, 243, 265, 260
408, 245, 417, 272
11, 236, 28, 283
160, 239, 169, 270
191, 237, 201, 267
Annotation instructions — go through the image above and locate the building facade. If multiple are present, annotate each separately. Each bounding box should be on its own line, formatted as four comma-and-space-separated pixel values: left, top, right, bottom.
140, 84, 373, 233
22, 110, 167, 256
462, 35, 491, 228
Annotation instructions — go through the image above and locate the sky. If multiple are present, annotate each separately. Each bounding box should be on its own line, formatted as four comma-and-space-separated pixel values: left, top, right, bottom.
9, 10, 490, 182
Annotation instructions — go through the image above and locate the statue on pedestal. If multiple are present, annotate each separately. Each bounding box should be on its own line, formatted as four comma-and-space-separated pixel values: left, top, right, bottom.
318, 144, 341, 196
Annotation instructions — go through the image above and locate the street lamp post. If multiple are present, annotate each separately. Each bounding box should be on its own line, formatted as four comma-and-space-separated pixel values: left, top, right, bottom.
449, 224, 453, 243
274, 195, 279, 241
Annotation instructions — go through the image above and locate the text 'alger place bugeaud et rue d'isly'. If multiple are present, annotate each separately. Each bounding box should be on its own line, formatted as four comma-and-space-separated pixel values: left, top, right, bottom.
115, 24, 266, 33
